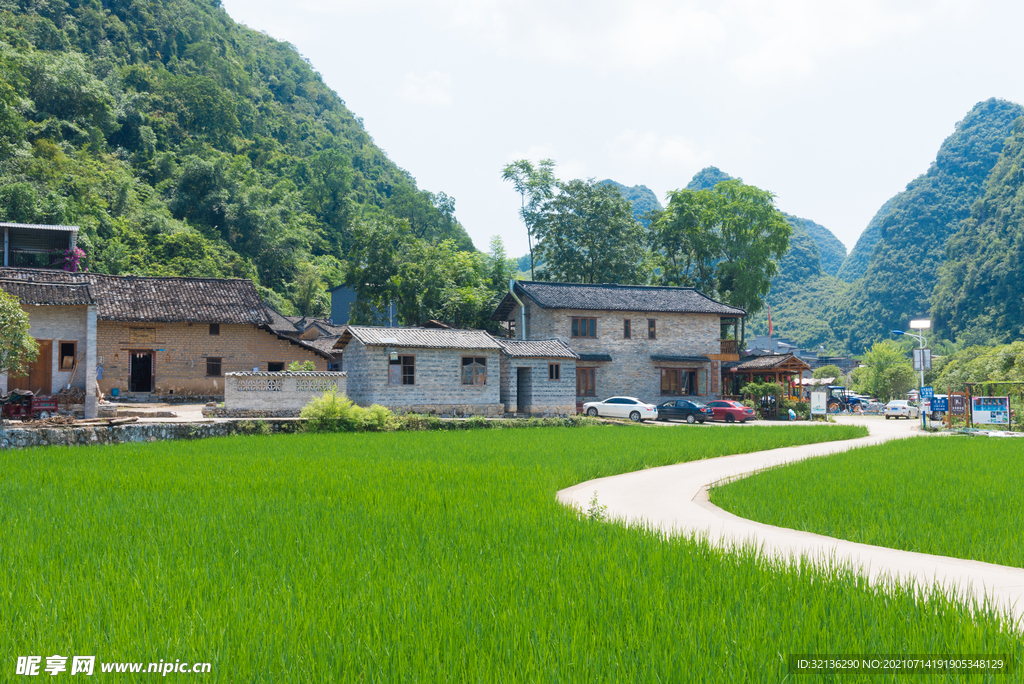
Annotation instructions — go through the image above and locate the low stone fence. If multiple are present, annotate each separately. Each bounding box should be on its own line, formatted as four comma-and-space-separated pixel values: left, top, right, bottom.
0, 419, 303, 450
218, 371, 348, 417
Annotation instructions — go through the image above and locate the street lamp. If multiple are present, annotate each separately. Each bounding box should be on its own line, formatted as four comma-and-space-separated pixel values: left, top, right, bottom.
892, 320, 930, 430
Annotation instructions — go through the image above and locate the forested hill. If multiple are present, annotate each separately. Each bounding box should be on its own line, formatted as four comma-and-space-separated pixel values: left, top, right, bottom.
598, 180, 662, 226
0, 0, 472, 314
830, 98, 1024, 352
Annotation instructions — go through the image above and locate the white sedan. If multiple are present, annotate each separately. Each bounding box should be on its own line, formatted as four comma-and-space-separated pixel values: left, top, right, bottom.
583, 396, 658, 422
883, 400, 920, 420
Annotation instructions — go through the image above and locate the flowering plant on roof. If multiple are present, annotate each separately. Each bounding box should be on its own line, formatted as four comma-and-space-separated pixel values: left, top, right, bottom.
61, 246, 87, 273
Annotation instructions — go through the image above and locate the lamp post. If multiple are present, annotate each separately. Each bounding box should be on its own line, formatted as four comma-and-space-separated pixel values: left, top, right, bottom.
891, 319, 930, 430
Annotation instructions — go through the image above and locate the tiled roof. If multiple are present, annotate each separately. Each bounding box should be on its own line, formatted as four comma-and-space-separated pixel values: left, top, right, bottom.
724, 354, 811, 371
344, 326, 502, 350
493, 337, 579, 359
0, 268, 270, 324
492, 281, 745, 320
304, 335, 344, 355
264, 305, 301, 334
226, 371, 346, 377
578, 353, 613, 362
0, 279, 93, 306
0, 222, 78, 231
650, 354, 710, 363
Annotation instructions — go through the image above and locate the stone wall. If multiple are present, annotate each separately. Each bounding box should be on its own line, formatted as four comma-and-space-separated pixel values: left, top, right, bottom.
514, 300, 722, 405
0, 419, 303, 450
345, 342, 502, 416
498, 355, 576, 416
222, 371, 347, 416
97, 322, 326, 399
1, 304, 97, 419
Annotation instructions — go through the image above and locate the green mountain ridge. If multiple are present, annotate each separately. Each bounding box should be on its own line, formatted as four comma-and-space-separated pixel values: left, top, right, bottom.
831, 98, 1024, 352
0, 0, 472, 314
597, 180, 662, 226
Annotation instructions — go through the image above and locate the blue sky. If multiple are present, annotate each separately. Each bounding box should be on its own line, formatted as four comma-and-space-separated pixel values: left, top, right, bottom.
222, 0, 1024, 257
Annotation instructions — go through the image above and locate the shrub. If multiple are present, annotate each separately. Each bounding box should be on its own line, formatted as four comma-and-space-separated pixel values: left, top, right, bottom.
363, 404, 397, 432
300, 389, 367, 432
288, 360, 316, 372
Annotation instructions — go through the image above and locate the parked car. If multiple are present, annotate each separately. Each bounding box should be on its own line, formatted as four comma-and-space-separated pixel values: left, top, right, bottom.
705, 400, 758, 423
583, 396, 658, 422
883, 400, 919, 420
656, 399, 714, 424
922, 395, 949, 421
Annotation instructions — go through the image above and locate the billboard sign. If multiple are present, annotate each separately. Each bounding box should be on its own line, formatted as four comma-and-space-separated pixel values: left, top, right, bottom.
810, 391, 827, 416
920, 386, 934, 399
930, 397, 948, 412
972, 396, 1010, 425
913, 349, 932, 372
950, 393, 967, 415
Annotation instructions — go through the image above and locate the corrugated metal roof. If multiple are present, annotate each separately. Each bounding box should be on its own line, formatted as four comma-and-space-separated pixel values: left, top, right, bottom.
493, 337, 579, 359
346, 325, 503, 350
0, 279, 94, 306
492, 281, 746, 320
0, 222, 79, 231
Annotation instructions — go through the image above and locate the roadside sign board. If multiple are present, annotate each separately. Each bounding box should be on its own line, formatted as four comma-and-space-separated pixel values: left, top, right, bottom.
913, 349, 932, 372
950, 393, 967, 415
920, 386, 934, 399
972, 396, 1010, 425
810, 391, 827, 416
930, 397, 948, 412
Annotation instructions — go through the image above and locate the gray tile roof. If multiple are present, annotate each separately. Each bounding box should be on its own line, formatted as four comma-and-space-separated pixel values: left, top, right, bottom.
226, 371, 346, 377
264, 305, 301, 334
650, 354, 710, 363
493, 337, 579, 359
724, 354, 811, 371
345, 326, 503, 350
0, 268, 270, 324
492, 281, 746, 319
578, 353, 613, 362
0, 279, 93, 306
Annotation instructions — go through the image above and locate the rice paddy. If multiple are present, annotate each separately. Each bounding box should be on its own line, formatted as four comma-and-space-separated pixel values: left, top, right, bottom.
2, 424, 1020, 682
712, 435, 1024, 569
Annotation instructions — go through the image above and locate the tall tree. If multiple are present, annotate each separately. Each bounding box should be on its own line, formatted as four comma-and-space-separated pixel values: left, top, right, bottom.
649, 180, 790, 315
0, 290, 38, 378
502, 159, 556, 280
852, 340, 915, 401
533, 179, 649, 285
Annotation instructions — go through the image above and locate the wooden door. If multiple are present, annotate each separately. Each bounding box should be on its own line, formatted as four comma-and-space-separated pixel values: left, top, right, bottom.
9, 339, 51, 394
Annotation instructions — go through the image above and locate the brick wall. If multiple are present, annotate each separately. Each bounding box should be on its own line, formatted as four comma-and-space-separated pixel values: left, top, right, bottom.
515, 300, 723, 405
498, 355, 576, 416
96, 322, 326, 398
344, 342, 502, 416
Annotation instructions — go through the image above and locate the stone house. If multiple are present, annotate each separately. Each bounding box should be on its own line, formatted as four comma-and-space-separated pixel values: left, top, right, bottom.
495, 338, 578, 416
0, 277, 98, 418
491, 281, 745, 406
335, 326, 505, 416
0, 267, 330, 401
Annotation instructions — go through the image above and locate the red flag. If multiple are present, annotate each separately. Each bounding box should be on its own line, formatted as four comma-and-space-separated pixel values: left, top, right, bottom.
767, 304, 773, 338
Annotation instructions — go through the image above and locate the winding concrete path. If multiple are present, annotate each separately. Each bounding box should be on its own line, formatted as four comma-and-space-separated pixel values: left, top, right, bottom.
557, 416, 1024, 626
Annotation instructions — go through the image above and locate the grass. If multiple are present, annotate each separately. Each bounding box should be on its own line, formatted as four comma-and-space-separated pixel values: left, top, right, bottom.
711, 436, 1024, 569
2, 424, 1020, 682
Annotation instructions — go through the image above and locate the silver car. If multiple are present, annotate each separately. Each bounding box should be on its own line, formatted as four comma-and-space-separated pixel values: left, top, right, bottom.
883, 400, 919, 420
582, 396, 658, 422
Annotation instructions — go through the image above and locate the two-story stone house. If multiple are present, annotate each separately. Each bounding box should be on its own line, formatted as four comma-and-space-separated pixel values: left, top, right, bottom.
491, 281, 745, 406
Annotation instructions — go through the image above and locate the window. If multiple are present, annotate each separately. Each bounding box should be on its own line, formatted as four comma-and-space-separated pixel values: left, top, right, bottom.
206, 357, 222, 377
209, 323, 220, 335
267, 362, 284, 372
462, 357, 487, 385
648, 319, 656, 339
328, 362, 341, 372
577, 368, 596, 396
59, 341, 77, 371
548, 363, 560, 380
623, 319, 631, 339
661, 368, 682, 395
571, 317, 597, 338
389, 355, 415, 385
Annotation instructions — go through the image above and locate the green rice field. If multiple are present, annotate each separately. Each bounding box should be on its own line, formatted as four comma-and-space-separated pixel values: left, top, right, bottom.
712, 436, 1024, 569
2, 425, 1021, 682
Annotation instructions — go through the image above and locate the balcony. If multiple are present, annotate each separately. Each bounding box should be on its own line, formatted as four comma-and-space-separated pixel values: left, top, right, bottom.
720, 339, 739, 355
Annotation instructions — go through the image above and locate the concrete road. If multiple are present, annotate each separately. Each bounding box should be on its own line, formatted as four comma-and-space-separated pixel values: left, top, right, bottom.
558, 415, 1024, 627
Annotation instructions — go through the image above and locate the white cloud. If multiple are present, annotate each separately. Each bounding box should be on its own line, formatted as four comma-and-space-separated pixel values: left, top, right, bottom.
607, 129, 706, 170
398, 71, 454, 107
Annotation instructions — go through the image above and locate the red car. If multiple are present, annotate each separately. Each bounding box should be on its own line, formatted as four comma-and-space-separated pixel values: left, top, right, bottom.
705, 400, 757, 423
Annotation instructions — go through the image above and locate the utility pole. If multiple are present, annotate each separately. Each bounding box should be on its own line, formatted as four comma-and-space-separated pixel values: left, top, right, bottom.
892, 319, 931, 431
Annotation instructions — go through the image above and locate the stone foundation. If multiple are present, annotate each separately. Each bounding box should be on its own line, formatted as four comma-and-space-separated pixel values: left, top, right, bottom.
203, 408, 302, 418
0, 419, 303, 450
391, 403, 505, 418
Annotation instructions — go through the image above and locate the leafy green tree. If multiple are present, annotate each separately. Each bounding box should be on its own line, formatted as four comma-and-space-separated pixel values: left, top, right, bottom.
813, 364, 842, 380
853, 341, 915, 400
649, 180, 790, 315
0, 290, 38, 379
533, 179, 649, 285
502, 159, 556, 279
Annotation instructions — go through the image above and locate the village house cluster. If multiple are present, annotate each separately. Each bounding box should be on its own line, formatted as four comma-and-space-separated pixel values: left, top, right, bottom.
1, 224, 819, 420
